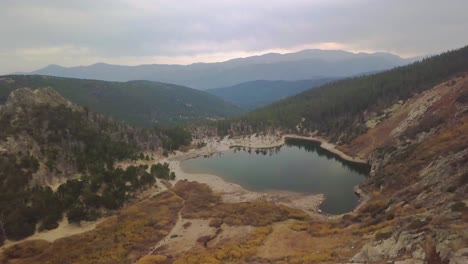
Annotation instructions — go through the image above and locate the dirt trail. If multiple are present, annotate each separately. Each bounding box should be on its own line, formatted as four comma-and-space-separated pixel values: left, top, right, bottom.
146, 210, 183, 256
143, 197, 216, 259
2, 133, 359, 254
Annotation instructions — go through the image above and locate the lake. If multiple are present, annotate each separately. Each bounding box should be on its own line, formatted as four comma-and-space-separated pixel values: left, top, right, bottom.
181, 138, 369, 214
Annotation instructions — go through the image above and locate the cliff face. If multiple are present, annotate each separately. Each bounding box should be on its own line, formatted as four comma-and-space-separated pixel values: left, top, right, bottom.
345, 73, 468, 263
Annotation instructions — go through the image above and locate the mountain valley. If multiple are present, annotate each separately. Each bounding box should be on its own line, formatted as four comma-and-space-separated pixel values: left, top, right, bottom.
0, 45, 467, 263
207, 78, 336, 110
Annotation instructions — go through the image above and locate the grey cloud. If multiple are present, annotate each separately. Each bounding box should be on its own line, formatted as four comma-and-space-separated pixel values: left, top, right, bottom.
1, 0, 467, 74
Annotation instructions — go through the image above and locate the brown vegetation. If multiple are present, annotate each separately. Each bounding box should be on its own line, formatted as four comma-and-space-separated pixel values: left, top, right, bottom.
137, 255, 168, 264
0, 191, 183, 264
174, 226, 272, 264
3, 74, 467, 263
256, 220, 369, 263
172, 181, 308, 226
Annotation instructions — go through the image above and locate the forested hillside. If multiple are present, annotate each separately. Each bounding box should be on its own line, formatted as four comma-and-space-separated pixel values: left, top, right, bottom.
0, 88, 190, 244
202, 45, 468, 263
0, 76, 243, 127
218, 46, 468, 143
207, 78, 335, 110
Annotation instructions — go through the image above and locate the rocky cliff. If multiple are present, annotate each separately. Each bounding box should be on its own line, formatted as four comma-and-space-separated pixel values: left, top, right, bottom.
345, 73, 468, 263
187, 74, 468, 262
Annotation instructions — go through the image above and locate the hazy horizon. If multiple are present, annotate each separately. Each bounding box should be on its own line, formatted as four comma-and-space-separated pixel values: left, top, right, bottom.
21, 48, 422, 72
1, 0, 468, 74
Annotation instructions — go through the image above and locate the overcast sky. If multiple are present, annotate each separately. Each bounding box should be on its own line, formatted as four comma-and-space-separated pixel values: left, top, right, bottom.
1, 0, 467, 74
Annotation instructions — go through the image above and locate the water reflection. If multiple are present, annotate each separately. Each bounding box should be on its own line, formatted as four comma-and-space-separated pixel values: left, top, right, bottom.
229, 138, 370, 175
231, 145, 282, 156
285, 138, 370, 175
183, 138, 368, 214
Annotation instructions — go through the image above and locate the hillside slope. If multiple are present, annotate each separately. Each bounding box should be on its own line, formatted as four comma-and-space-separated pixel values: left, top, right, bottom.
31, 50, 414, 89
207, 78, 335, 110
2, 75, 466, 263
0, 88, 190, 245
219, 46, 468, 143
194, 46, 468, 262
0, 75, 243, 126
347, 73, 468, 263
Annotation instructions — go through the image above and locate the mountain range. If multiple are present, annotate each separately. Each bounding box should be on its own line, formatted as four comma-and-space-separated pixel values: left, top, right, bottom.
0, 75, 242, 126
227, 46, 468, 142
1, 46, 467, 263
30, 49, 418, 90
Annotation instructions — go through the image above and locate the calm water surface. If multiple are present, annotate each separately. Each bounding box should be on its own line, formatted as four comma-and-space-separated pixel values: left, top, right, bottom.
181, 138, 369, 214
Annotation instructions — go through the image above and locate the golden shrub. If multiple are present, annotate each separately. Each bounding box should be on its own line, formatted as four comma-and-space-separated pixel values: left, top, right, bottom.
137, 255, 167, 264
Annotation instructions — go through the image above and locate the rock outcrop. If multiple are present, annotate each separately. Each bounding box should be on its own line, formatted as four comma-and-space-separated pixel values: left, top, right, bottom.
349, 74, 468, 263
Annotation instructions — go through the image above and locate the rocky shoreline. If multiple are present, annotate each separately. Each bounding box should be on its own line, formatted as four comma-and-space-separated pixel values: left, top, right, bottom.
168, 134, 370, 218
1, 133, 368, 251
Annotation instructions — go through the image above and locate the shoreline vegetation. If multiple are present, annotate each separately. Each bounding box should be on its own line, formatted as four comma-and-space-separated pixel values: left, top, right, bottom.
0, 133, 368, 251
227, 134, 367, 164
172, 133, 370, 213
283, 135, 367, 164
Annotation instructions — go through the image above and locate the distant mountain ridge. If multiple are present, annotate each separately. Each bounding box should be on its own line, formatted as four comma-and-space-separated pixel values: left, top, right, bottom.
31, 49, 417, 90
0, 75, 243, 126
207, 78, 337, 110
221, 46, 468, 143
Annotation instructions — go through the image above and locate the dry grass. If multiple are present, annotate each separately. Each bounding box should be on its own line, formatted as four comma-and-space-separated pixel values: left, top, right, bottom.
137, 255, 168, 264
0, 191, 183, 264
256, 220, 369, 263
173, 226, 272, 264
287, 251, 335, 264
0, 240, 50, 261
1, 181, 310, 264
172, 181, 309, 226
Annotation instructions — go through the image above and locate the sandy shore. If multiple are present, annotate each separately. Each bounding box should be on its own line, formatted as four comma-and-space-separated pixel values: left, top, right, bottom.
166, 133, 368, 217
164, 133, 366, 216
1, 134, 364, 251
187, 133, 367, 164
168, 159, 324, 215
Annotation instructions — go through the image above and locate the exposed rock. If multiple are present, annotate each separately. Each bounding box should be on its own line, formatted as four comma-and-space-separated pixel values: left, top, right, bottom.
450, 256, 468, 264
5, 87, 79, 110
449, 248, 468, 264
445, 212, 462, 221
368, 145, 397, 177
0, 87, 167, 188
351, 231, 425, 262
394, 259, 424, 264
412, 246, 426, 260
435, 230, 467, 260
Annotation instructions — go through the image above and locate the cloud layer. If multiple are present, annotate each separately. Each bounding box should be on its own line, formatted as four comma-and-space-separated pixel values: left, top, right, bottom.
1, 0, 468, 74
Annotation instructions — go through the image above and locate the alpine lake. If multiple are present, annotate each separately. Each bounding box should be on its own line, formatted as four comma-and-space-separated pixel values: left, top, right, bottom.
181, 138, 369, 214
